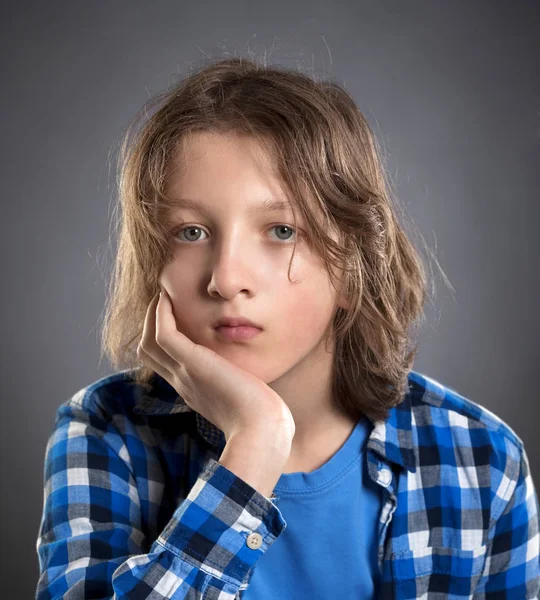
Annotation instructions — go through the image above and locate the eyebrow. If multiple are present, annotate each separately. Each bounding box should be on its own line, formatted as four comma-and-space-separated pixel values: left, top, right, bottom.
171, 196, 294, 216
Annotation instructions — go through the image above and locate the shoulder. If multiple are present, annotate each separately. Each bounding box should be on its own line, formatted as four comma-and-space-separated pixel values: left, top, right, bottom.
56, 368, 190, 426
406, 371, 525, 510
47, 369, 203, 465
407, 370, 524, 450
57, 369, 144, 421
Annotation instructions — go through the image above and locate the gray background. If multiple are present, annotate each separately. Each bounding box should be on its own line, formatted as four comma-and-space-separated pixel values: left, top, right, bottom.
2, 1, 538, 595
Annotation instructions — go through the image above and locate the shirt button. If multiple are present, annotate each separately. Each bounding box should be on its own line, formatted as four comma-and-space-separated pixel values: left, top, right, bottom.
378, 468, 392, 487
246, 532, 263, 549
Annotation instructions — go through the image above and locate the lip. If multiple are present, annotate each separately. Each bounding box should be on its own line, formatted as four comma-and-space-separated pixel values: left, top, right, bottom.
215, 325, 262, 341
212, 316, 263, 329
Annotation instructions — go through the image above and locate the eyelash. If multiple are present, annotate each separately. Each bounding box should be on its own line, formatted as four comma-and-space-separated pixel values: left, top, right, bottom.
171, 224, 300, 245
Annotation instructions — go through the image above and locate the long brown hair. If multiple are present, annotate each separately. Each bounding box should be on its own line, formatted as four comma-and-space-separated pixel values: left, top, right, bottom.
99, 56, 451, 423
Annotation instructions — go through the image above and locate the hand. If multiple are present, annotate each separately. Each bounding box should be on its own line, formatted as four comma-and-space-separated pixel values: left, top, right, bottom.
137, 289, 296, 444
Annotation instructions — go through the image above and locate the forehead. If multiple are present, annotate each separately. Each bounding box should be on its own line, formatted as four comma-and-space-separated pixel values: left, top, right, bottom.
165, 131, 292, 207
172, 131, 279, 177
164, 131, 335, 234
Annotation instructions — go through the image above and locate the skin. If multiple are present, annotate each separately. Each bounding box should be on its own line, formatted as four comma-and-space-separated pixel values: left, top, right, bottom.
159, 131, 357, 474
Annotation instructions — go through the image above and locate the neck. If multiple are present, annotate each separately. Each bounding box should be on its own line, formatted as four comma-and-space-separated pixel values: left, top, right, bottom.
268, 336, 358, 472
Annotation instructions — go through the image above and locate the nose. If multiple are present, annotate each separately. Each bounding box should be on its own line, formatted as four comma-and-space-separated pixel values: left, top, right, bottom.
206, 237, 256, 299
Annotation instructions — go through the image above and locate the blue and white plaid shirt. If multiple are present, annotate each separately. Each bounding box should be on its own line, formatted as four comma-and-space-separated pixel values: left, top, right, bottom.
36, 369, 540, 599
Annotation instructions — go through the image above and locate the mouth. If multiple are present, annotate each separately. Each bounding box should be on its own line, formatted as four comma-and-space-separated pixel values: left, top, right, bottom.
214, 325, 262, 342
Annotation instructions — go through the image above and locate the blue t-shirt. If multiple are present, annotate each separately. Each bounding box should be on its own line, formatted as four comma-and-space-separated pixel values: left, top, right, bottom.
244, 415, 383, 599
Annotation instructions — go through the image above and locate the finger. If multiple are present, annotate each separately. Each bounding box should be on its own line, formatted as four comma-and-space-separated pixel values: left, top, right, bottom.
155, 288, 197, 370
138, 291, 178, 375
137, 343, 173, 384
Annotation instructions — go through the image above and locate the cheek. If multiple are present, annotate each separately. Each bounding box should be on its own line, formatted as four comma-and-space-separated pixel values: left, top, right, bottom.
158, 264, 201, 328
160, 262, 197, 296
275, 278, 336, 345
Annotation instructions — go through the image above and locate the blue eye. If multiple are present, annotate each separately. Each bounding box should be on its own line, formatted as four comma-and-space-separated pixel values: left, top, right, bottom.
174, 226, 207, 243
173, 224, 298, 244
270, 225, 297, 242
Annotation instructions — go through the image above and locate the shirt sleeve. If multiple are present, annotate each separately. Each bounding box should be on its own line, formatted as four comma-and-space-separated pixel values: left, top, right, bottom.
475, 444, 540, 599
35, 402, 287, 599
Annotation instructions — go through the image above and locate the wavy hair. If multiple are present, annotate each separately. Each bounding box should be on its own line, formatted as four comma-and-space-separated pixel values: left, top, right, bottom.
99, 56, 450, 423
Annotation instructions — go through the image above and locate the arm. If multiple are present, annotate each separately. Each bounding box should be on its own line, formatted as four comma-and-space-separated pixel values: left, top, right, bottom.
474, 445, 540, 599
219, 427, 292, 498
35, 401, 287, 599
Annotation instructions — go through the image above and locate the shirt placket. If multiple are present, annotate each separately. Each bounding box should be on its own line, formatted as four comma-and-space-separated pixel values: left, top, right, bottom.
369, 457, 399, 574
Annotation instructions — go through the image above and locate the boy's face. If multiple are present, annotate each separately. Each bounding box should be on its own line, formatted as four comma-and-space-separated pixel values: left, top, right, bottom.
159, 131, 345, 384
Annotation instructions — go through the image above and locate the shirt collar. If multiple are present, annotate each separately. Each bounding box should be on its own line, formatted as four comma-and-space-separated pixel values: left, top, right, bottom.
132, 371, 423, 473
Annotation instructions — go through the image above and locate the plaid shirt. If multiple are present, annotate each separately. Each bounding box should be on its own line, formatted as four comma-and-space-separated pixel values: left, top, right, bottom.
36, 368, 540, 599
